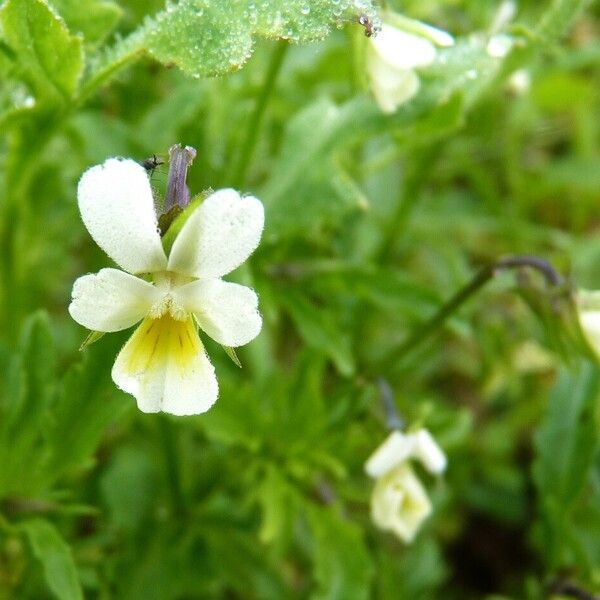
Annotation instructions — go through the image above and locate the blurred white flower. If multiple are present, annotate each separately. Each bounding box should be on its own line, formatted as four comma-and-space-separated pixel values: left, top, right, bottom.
367, 15, 454, 114
69, 158, 264, 416
365, 429, 446, 542
370, 463, 432, 543
576, 290, 600, 360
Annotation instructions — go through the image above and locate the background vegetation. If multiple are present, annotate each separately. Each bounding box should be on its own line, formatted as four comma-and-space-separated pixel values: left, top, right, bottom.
0, 0, 599, 598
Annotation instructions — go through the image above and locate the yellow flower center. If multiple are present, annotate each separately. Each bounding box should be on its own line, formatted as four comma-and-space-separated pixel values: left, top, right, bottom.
124, 315, 202, 375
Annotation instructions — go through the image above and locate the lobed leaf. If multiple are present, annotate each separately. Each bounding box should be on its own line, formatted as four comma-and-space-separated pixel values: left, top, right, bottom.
21, 519, 84, 600
0, 0, 84, 103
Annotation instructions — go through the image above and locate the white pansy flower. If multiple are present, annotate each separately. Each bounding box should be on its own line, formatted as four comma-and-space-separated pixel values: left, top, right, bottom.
576, 290, 600, 360
365, 429, 446, 543
69, 158, 264, 416
367, 15, 454, 114
370, 463, 432, 543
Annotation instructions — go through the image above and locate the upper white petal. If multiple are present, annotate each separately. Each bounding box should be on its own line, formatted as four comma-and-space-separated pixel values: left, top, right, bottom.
167, 189, 264, 279
175, 278, 262, 347
69, 268, 160, 332
412, 430, 447, 474
78, 158, 167, 274
365, 431, 416, 478
370, 25, 436, 71
112, 317, 218, 416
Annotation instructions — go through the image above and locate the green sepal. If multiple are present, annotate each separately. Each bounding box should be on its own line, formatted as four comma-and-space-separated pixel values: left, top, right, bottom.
161, 188, 213, 253
222, 345, 242, 368
79, 330, 105, 351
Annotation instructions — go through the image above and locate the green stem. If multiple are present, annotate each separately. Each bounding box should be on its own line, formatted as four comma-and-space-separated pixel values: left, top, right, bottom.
158, 417, 186, 518
375, 145, 440, 262
381, 255, 564, 368
230, 41, 288, 189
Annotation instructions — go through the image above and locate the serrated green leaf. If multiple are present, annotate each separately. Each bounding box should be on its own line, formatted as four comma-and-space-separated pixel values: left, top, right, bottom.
48, 0, 122, 44
43, 338, 129, 481
137, 0, 379, 78
21, 519, 84, 600
280, 289, 355, 376
0, 0, 83, 102
308, 505, 373, 600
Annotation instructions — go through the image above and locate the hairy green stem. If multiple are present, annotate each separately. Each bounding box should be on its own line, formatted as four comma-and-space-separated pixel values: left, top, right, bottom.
382, 255, 564, 368
230, 41, 288, 189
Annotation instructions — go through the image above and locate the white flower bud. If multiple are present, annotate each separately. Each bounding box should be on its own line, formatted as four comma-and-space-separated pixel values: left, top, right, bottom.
367, 15, 453, 114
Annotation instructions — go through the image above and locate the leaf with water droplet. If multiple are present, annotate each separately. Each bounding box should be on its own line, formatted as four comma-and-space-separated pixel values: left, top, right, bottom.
136, 0, 379, 78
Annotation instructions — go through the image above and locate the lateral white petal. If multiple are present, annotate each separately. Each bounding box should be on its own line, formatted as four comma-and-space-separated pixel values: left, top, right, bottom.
168, 189, 264, 279
412, 430, 447, 474
69, 268, 160, 332
111, 316, 218, 416
370, 25, 436, 70
175, 278, 262, 347
78, 158, 167, 274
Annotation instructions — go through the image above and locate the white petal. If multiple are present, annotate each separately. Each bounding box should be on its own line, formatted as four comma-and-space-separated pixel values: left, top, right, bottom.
175, 278, 262, 347
370, 25, 436, 71
412, 430, 447, 474
168, 189, 264, 279
577, 290, 600, 359
78, 158, 167, 274
365, 431, 416, 478
112, 316, 218, 416
69, 268, 160, 332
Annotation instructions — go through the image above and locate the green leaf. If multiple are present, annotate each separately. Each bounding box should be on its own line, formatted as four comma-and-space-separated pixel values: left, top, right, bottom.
533, 362, 600, 507
0, 0, 84, 102
280, 289, 355, 376
308, 506, 373, 600
532, 362, 600, 568
43, 338, 130, 481
48, 0, 122, 44
140, 0, 378, 78
21, 519, 84, 600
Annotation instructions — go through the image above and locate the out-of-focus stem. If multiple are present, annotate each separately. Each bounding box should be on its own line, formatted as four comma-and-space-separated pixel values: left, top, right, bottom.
230, 42, 288, 189
382, 255, 565, 367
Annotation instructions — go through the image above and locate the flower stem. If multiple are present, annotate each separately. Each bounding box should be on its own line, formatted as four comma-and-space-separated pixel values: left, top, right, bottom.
382, 255, 564, 367
230, 41, 288, 189
158, 416, 186, 518
377, 378, 404, 430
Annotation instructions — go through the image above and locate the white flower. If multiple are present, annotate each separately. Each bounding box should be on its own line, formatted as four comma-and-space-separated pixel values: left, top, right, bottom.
370, 463, 432, 543
576, 290, 600, 360
69, 158, 264, 416
365, 429, 446, 542
367, 16, 454, 114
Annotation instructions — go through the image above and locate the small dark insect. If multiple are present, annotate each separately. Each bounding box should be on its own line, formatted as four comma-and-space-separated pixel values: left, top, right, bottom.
140, 154, 164, 175
358, 13, 377, 37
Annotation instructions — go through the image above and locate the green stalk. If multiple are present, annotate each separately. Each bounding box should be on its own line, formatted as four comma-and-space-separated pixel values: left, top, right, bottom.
230, 41, 288, 189
158, 417, 186, 518
381, 256, 564, 368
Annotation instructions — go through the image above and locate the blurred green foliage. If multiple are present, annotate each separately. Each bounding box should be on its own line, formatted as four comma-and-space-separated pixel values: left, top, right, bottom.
0, 0, 600, 598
